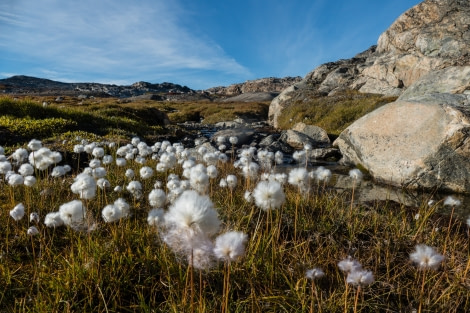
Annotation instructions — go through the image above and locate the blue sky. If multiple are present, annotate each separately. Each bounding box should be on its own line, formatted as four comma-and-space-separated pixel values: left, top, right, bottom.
0, 0, 422, 90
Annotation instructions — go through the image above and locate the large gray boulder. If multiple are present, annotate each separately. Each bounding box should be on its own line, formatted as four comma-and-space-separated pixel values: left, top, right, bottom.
268, 0, 470, 128
334, 89, 470, 192
291, 122, 331, 146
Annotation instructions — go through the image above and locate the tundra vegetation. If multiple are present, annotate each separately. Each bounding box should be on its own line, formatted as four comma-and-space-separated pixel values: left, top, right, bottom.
0, 96, 469, 312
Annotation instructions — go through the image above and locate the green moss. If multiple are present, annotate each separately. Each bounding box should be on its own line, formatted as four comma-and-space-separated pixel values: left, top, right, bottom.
0, 115, 77, 139
276, 90, 397, 135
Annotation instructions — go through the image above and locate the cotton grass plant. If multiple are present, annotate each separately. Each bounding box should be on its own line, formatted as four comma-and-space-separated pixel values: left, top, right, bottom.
1, 134, 470, 312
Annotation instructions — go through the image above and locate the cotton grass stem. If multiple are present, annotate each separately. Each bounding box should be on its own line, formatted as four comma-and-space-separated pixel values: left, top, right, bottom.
353, 285, 361, 313
418, 271, 426, 313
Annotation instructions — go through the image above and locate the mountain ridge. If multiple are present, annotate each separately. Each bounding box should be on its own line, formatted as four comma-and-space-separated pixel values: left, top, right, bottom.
0, 75, 301, 101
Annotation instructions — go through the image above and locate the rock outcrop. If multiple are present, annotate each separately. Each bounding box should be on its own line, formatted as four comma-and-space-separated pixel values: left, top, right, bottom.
334, 66, 470, 192
269, 0, 470, 128
207, 77, 302, 96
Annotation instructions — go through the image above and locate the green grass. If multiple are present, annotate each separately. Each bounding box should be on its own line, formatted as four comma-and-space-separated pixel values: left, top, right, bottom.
0, 96, 269, 148
0, 94, 469, 312
0, 137, 469, 312
276, 90, 397, 135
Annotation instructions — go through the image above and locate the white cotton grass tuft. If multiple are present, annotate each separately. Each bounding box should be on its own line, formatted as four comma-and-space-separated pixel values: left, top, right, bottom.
189, 164, 210, 194
102, 198, 130, 223
213, 231, 248, 262
27, 139, 42, 151
349, 168, 363, 181
219, 178, 227, 188
253, 180, 286, 211
126, 180, 143, 199
305, 267, 325, 280
125, 169, 135, 179
207, 165, 218, 179
346, 269, 374, 286
102, 155, 113, 165
147, 208, 165, 227
164, 190, 221, 236
59, 200, 87, 227
139, 166, 154, 180
12, 148, 29, 164
44, 212, 64, 227
70, 172, 97, 199
97, 178, 111, 189
24, 175, 37, 187
116, 158, 127, 167
274, 151, 283, 165
338, 256, 362, 273
229, 136, 238, 145
226, 174, 237, 190
89, 159, 101, 169
244, 191, 252, 202
410, 244, 444, 270
10, 203, 25, 221
92, 147, 105, 159
51, 166, 66, 177
8, 173, 24, 187
311, 166, 332, 183
0, 160, 12, 174
30, 212, 40, 224
27, 226, 40, 236
148, 189, 167, 208
242, 162, 259, 179
18, 163, 34, 176
443, 195, 461, 207
288, 167, 309, 189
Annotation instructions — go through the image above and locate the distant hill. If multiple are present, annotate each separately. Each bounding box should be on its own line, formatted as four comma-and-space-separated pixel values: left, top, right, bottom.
0, 75, 301, 101
0, 75, 195, 98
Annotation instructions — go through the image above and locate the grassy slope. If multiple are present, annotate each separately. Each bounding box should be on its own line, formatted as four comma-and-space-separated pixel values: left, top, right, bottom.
276, 90, 397, 135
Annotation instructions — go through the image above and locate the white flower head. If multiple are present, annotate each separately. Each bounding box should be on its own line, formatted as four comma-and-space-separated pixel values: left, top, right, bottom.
338, 257, 362, 273
126, 180, 143, 199
229, 136, 238, 145
125, 169, 135, 179
149, 189, 167, 208
24, 175, 37, 187
30, 212, 40, 223
410, 244, 444, 270
165, 190, 221, 236
207, 165, 218, 179
59, 200, 86, 227
44, 212, 64, 228
148, 208, 165, 227
116, 158, 127, 167
346, 269, 374, 286
27, 139, 42, 151
140, 166, 154, 180
443, 196, 461, 207
27, 226, 40, 236
226, 175, 237, 190
18, 163, 34, 176
349, 168, 363, 181
92, 147, 105, 159
8, 173, 24, 187
253, 180, 286, 211
71, 172, 96, 199
305, 267, 325, 280
10, 203, 25, 221
213, 231, 248, 262
288, 167, 308, 188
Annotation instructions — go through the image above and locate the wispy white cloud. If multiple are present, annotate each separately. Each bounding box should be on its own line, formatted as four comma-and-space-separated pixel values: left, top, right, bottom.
0, 0, 250, 86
